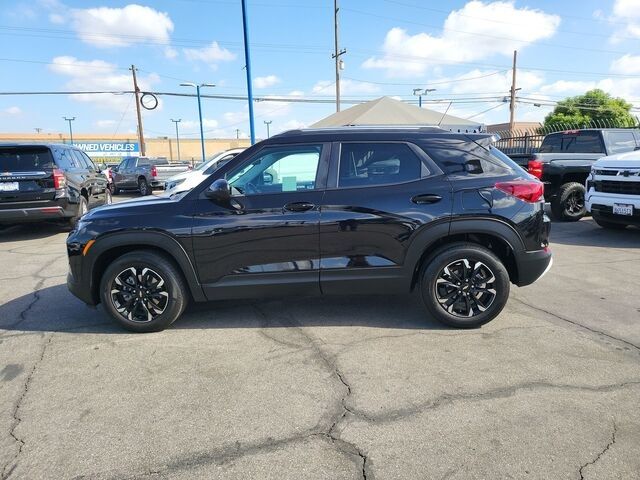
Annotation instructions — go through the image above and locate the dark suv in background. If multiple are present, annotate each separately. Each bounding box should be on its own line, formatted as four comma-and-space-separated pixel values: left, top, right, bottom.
0, 144, 111, 226
67, 127, 552, 332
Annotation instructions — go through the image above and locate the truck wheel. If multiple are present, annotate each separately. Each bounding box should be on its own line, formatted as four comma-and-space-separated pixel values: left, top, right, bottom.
138, 178, 150, 196
550, 182, 586, 222
419, 243, 510, 329
593, 216, 627, 230
99, 250, 188, 332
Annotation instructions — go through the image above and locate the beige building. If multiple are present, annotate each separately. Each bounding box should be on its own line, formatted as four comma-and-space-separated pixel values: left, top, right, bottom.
0, 132, 251, 164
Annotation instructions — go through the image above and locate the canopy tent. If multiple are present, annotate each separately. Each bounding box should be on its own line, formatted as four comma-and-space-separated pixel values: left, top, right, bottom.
311, 96, 483, 132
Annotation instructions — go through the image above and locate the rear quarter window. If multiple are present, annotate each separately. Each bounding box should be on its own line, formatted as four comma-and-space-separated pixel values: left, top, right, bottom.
420, 138, 512, 175
0, 147, 55, 171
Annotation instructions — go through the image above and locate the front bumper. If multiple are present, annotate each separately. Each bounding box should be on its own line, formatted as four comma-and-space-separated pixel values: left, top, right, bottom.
515, 247, 553, 287
586, 189, 640, 226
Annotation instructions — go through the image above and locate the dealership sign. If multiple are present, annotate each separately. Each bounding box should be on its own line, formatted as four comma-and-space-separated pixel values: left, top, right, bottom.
73, 142, 140, 158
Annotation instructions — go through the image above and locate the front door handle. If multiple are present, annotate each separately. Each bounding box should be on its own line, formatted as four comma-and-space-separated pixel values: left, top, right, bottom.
283, 202, 315, 212
412, 194, 442, 204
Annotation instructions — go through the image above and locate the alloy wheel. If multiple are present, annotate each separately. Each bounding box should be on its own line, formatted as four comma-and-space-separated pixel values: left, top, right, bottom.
565, 191, 584, 215
110, 267, 169, 323
434, 259, 497, 318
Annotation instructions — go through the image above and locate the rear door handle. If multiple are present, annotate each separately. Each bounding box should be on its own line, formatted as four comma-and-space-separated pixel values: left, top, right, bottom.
412, 194, 442, 204
283, 202, 315, 212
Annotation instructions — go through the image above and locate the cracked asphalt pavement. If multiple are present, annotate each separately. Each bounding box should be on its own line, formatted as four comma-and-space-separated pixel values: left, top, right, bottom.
1, 200, 639, 479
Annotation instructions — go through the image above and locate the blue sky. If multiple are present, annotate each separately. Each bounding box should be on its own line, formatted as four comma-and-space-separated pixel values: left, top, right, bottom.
2, 0, 640, 139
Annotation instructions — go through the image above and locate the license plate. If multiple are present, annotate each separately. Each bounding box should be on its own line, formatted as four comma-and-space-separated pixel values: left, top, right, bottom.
0, 182, 19, 192
613, 203, 633, 216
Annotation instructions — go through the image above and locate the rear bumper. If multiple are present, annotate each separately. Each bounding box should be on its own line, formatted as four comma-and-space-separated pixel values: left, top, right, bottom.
0, 199, 75, 223
515, 248, 553, 287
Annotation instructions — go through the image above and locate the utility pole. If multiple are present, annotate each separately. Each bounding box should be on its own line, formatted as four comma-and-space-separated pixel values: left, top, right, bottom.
509, 50, 518, 133
241, 0, 256, 144
34, 128, 43, 134
171, 119, 181, 163
332, 0, 346, 112
236, 129, 240, 139
63, 116, 75, 144
130, 64, 146, 156
264, 120, 272, 138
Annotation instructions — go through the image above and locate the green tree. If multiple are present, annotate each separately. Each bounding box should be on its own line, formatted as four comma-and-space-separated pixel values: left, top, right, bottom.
543, 89, 636, 129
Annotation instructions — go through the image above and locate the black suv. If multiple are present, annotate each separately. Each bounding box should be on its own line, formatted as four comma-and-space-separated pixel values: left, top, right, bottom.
0, 144, 111, 225
67, 127, 552, 332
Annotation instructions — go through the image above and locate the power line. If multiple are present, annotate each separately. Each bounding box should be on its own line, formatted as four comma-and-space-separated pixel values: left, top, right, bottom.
342, 70, 508, 86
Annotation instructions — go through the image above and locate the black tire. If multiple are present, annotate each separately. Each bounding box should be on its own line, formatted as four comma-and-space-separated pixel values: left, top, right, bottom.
109, 182, 117, 195
68, 195, 88, 228
419, 243, 510, 329
138, 177, 150, 196
593, 216, 627, 230
550, 182, 586, 222
99, 251, 188, 332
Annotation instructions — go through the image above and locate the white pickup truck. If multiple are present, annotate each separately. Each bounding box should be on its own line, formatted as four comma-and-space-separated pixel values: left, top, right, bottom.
586, 150, 640, 229
111, 157, 191, 196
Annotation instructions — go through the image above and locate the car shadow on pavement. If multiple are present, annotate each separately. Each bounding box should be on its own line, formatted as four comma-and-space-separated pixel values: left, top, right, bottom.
0, 222, 71, 242
0, 284, 450, 334
549, 218, 640, 248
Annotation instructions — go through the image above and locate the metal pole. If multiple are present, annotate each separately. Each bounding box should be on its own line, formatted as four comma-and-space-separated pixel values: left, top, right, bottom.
241, 0, 256, 145
196, 85, 206, 162
130, 65, 146, 156
171, 119, 181, 162
334, 0, 340, 112
264, 120, 272, 138
419, 95, 422, 108
509, 50, 517, 132
63, 116, 75, 144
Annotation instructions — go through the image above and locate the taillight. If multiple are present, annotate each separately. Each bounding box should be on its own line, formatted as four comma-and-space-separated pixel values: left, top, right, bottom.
150, 165, 158, 177
496, 180, 544, 203
528, 159, 544, 179
52, 168, 66, 189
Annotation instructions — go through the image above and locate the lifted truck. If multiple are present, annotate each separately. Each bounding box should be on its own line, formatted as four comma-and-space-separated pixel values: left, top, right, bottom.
528, 128, 640, 221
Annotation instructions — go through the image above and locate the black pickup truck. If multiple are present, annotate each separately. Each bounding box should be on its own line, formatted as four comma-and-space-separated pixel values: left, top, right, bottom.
523, 128, 640, 221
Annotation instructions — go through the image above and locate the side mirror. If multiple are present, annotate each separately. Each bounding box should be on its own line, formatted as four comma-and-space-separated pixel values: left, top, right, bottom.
205, 178, 231, 203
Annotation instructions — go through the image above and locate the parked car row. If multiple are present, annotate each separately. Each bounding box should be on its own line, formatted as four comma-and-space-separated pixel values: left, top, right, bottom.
503, 127, 640, 229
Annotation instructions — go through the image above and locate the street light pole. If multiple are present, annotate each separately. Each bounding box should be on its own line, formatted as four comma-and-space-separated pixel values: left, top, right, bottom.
241, 0, 256, 145
264, 120, 272, 138
63, 116, 75, 144
180, 82, 215, 163
412, 88, 436, 108
171, 119, 182, 162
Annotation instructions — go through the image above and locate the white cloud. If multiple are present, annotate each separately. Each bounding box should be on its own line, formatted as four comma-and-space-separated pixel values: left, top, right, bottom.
183, 41, 236, 66
164, 47, 178, 59
610, 54, 640, 74
539, 80, 597, 96
181, 118, 219, 131
363, 1, 560, 77
254, 75, 281, 89
312, 79, 380, 95
68, 5, 174, 48
610, 0, 640, 42
3, 106, 22, 115
96, 119, 117, 129
49, 56, 160, 112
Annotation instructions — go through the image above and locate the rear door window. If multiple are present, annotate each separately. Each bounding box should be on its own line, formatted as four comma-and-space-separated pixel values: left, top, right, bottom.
0, 147, 54, 171
338, 142, 424, 187
539, 132, 604, 153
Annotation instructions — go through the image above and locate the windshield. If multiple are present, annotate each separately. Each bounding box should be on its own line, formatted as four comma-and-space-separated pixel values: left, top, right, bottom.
195, 151, 225, 171
0, 147, 54, 171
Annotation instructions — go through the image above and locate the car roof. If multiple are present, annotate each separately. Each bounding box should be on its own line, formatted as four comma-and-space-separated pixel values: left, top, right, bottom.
268, 126, 491, 144
595, 150, 640, 163
0, 142, 80, 150
545, 128, 639, 134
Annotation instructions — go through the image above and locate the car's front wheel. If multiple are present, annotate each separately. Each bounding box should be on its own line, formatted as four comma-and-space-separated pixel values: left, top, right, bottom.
99, 251, 188, 332
419, 243, 510, 328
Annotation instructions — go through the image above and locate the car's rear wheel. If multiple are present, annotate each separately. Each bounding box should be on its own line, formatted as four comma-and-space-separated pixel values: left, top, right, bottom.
419, 243, 510, 328
99, 251, 188, 332
108, 182, 117, 195
593, 216, 627, 230
68, 195, 88, 228
551, 182, 586, 222
138, 178, 150, 196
